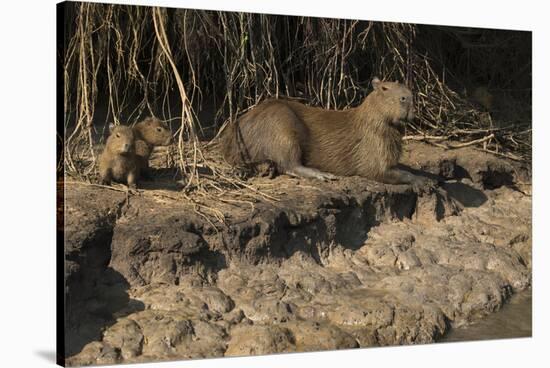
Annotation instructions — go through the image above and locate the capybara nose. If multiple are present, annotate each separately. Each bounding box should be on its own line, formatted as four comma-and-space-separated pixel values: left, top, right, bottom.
123, 143, 130, 152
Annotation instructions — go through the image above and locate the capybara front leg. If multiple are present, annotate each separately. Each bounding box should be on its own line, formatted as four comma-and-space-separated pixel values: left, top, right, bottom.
100, 167, 112, 186
127, 170, 138, 190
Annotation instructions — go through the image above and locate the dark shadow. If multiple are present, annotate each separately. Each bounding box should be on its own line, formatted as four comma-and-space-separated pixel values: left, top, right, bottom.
138, 178, 183, 191
197, 248, 229, 275
147, 167, 180, 178
64, 267, 145, 359
481, 169, 515, 189
220, 205, 333, 264
138, 165, 233, 191
138, 167, 184, 191
450, 164, 472, 181
284, 214, 331, 262
334, 201, 375, 251
442, 181, 488, 207
396, 163, 445, 183
397, 163, 488, 207
397, 162, 477, 183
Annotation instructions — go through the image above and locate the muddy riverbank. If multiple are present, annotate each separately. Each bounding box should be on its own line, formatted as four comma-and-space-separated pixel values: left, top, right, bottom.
62, 142, 531, 366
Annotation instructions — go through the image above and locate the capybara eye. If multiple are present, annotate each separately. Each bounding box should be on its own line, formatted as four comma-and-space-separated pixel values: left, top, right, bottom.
400, 96, 407, 102
116, 133, 120, 138
157, 127, 162, 132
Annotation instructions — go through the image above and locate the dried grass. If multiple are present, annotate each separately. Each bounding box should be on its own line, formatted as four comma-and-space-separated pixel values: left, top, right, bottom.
60, 3, 531, 205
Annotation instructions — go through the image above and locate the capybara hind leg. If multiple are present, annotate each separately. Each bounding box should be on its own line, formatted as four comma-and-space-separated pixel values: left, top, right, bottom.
286, 165, 337, 181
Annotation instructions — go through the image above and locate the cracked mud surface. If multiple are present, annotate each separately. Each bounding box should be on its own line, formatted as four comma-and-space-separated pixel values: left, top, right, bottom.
62, 143, 531, 366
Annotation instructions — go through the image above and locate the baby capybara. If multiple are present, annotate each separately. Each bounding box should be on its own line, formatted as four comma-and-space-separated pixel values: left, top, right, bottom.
98, 124, 139, 189
133, 117, 173, 178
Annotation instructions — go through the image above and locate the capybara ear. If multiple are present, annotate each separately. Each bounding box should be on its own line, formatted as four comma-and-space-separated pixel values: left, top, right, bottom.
372, 77, 381, 90
109, 122, 116, 133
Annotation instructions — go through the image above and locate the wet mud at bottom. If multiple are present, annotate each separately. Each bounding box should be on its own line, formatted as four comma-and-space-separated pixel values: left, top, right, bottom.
439, 290, 532, 343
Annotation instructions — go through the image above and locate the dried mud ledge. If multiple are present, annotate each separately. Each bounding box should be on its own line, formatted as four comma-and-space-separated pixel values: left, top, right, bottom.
64, 143, 532, 366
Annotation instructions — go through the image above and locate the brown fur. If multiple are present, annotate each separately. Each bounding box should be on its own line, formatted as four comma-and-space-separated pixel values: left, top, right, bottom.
133, 117, 173, 175
99, 124, 139, 188
220, 77, 426, 185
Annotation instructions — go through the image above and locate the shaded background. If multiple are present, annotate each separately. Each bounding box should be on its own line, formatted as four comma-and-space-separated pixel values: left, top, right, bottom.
59, 2, 531, 179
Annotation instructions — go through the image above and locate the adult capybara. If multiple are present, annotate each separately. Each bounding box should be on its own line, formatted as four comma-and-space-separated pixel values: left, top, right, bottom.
220, 77, 430, 186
